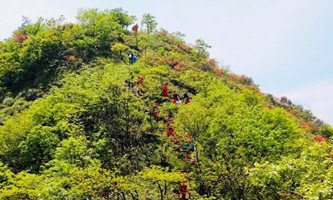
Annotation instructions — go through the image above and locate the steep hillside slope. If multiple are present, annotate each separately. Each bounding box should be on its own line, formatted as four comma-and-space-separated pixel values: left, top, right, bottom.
0, 8, 333, 199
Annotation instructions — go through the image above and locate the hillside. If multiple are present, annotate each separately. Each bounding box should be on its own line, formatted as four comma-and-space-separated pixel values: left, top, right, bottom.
0, 8, 333, 199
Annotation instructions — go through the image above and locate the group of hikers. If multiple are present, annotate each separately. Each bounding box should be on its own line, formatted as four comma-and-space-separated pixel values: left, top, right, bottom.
162, 83, 190, 105
165, 119, 197, 199
125, 50, 195, 199
165, 119, 197, 163
158, 89, 196, 199
125, 72, 145, 95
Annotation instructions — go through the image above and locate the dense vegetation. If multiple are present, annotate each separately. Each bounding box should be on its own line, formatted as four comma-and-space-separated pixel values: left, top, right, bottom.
0, 8, 333, 199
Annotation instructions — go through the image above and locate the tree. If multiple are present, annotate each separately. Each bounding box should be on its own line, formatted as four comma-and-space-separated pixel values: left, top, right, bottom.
141, 13, 158, 34
19, 16, 32, 30
194, 39, 211, 58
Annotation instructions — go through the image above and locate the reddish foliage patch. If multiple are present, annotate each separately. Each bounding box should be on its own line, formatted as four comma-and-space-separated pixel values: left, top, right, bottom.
208, 58, 216, 66
230, 75, 237, 82
215, 68, 223, 75
174, 66, 181, 71
67, 55, 75, 61
314, 135, 327, 142
289, 109, 298, 116
163, 57, 169, 62
13, 32, 29, 44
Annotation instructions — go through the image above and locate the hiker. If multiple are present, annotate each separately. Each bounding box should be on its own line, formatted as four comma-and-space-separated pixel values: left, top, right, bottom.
128, 51, 134, 64
165, 118, 174, 128
183, 90, 190, 104
138, 75, 145, 88
166, 126, 175, 137
183, 137, 195, 162
150, 104, 159, 121
179, 169, 189, 174
179, 181, 189, 199
128, 72, 135, 88
143, 105, 150, 115
172, 134, 181, 152
190, 152, 198, 165
133, 53, 137, 64
161, 83, 169, 97
185, 131, 192, 139
132, 24, 139, 35
137, 84, 145, 96
172, 90, 182, 104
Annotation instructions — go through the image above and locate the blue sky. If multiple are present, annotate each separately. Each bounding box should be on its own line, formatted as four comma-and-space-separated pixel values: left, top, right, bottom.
1, 0, 333, 125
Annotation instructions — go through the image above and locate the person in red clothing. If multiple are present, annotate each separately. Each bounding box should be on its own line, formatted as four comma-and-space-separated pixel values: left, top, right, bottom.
185, 151, 191, 162
183, 90, 190, 104
150, 104, 159, 121
183, 132, 195, 163
172, 134, 181, 152
179, 181, 189, 199
132, 24, 138, 35
190, 152, 198, 165
137, 74, 145, 88
166, 126, 175, 137
172, 90, 181, 104
165, 118, 174, 128
161, 83, 169, 97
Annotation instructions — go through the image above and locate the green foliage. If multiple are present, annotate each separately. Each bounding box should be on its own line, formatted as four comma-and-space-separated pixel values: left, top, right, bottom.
195, 39, 211, 58
111, 42, 129, 61
248, 141, 333, 199
0, 8, 331, 200
0, 172, 41, 200
141, 13, 158, 34
175, 81, 303, 199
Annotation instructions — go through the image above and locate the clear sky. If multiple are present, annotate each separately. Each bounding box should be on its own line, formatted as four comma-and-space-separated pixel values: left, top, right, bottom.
1, 0, 333, 125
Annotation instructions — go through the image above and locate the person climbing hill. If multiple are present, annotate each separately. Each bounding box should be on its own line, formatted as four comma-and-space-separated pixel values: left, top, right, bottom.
132, 24, 138, 35
128, 51, 134, 64
150, 103, 159, 121
166, 118, 174, 128
162, 83, 169, 97
172, 90, 182, 104
185, 131, 192, 139
179, 181, 189, 199
133, 53, 137, 64
127, 72, 135, 88
172, 134, 181, 152
138, 74, 145, 88
182, 133, 196, 163
190, 152, 198, 165
166, 126, 175, 137
183, 90, 190, 104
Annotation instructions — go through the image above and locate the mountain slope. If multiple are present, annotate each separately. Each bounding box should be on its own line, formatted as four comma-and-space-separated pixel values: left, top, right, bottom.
0, 8, 333, 199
